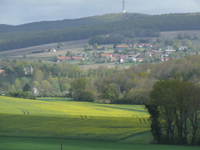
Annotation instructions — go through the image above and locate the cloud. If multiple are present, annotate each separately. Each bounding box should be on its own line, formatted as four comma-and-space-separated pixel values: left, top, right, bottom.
0, 0, 200, 25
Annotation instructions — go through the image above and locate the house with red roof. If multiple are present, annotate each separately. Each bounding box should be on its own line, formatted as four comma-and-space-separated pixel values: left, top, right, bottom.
137, 58, 144, 62
116, 45, 129, 50
72, 57, 83, 61
57, 57, 71, 62
100, 54, 112, 58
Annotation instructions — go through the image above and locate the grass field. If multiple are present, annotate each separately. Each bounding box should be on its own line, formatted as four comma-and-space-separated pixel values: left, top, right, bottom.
0, 96, 150, 141
1, 137, 199, 150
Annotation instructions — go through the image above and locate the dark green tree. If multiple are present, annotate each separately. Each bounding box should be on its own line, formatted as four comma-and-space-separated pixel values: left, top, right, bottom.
147, 79, 200, 145
23, 83, 31, 92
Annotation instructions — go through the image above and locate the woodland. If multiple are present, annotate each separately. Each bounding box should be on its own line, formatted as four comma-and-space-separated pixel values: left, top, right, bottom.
1, 13, 200, 51
0, 55, 200, 104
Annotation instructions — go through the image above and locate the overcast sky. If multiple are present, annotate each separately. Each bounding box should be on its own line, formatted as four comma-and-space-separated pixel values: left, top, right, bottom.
1, 0, 200, 25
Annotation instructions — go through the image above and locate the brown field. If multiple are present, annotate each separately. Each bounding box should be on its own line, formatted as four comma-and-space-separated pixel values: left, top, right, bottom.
160, 30, 200, 39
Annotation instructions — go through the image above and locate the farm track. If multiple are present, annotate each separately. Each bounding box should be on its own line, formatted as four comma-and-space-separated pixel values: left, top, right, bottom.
18, 109, 29, 115
119, 130, 151, 142
95, 105, 148, 113
0, 39, 89, 56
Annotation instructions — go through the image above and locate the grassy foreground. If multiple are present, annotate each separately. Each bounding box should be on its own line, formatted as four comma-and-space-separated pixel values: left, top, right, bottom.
1, 137, 199, 150
0, 96, 149, 141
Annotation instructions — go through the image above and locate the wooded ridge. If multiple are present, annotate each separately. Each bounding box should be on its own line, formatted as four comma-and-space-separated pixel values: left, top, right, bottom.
1, 13, 200, 51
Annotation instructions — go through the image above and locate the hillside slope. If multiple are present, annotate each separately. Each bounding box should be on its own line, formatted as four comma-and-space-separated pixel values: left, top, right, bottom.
0, 13, 148, 33
1, 13, 200, 51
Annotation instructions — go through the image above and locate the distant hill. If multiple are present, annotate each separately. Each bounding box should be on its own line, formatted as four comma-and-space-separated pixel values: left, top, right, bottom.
0, 13, 148, 33
1, 13, 200, 51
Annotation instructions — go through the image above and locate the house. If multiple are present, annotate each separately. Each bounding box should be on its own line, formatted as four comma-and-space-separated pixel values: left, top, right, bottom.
145, 52, 153, 57
137, 58, 144, 62
138, 43, 153, 48
129, 44, 133, 48
23, 66, 33, 75
0, 91, 5, 96
165, 49, 176, 54
152, 50, 158, 53
179, 46, 188, 51
72, 57, 83, 61
100, 54, 112, 58
0, 70, 5, 74
162, 57, 169, 61
119, 56, 126, 63
116, 45, 129, 50
57, 57, 71, 61
129, 57, 137, 63
110, 57, 117, 62
77, 53, 83, 57
190, 51, 197, 55
163, 53, 169, 57
155, 52, 163, 59
32, 87, 39, 96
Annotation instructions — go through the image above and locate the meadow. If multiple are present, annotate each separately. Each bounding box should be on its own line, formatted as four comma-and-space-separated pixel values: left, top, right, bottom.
1, 97, 200, 150
0, 96, 150, 141
1, 137, 200, 150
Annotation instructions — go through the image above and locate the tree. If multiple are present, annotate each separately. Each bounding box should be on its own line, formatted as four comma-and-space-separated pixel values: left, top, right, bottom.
165, 39, 174, 46
70, 77, 89, 101
66, 51, 74, 57
40, 80, 52, 96
14, 79, 21, 91
93, 43, 98, 49
9, 85, 16, 92
84, 44, 89, 50
21, 77, 29, 88
32, 81, 39, 88
146, 79, 200, 145
32, 69, 44, 83
23, 83, 31, 92
173, 42, 179, 52
14, 66, 24, 76
101, 83, 120, 103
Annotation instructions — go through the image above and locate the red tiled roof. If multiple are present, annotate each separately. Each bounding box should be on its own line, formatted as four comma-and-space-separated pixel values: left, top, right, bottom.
0, 70, 5, 74
58, 57, 71, 60
101, 54, 112, 57
116, 46, 129, 48
72, 57, 83, 60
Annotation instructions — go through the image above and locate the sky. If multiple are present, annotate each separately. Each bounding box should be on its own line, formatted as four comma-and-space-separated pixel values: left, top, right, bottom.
0, 0, 200, 25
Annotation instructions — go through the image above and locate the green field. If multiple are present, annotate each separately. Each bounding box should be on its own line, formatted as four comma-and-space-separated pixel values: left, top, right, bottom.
1, 137, 199, 150
0, 96, 149, 141
1, 96, 199, 149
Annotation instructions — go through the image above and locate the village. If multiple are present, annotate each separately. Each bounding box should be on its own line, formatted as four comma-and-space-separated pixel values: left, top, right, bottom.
56, 42, 196, 64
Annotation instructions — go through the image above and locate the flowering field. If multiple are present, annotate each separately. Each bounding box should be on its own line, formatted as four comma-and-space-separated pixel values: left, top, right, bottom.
0, 97, 150, 141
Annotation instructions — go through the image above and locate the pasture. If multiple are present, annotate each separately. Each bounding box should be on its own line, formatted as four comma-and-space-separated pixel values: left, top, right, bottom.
1, 137, 200, 150
0, 96, 150, 141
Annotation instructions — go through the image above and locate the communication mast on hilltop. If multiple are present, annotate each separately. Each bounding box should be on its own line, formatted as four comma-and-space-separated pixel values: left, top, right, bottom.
123, 0, 126, 13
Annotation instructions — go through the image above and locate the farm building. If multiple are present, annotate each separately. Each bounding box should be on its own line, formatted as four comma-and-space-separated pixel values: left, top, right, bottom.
57, 57, 71, 62
116, 45, 129, 50
72, 57, 83, 61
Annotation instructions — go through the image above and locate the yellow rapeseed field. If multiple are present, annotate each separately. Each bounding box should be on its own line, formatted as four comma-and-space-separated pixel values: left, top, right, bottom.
0, 96, 150, 141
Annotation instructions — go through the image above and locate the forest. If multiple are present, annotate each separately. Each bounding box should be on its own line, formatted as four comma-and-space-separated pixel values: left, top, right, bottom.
1, 13, 200, 51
